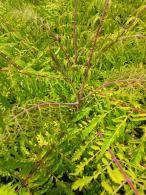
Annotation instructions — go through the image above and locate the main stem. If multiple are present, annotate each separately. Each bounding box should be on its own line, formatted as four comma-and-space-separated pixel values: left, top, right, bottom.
78, 0, 110, 102
73, 0, 78, 64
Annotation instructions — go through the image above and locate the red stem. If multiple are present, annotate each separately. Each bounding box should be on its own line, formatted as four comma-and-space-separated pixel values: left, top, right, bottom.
109, 149, 139, 195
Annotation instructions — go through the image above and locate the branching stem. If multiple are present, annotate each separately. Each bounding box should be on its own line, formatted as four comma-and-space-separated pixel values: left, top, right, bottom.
41, 20, 73, 66
81, 78, 146, 101
9, 78, 145, 121
78, 4, 146, 102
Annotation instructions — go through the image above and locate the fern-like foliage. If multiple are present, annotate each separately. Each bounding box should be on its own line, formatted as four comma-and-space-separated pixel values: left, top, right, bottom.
0, 0, 146, 194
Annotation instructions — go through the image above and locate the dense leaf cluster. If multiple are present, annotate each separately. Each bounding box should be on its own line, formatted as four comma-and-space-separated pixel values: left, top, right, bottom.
0, 0, 146, 194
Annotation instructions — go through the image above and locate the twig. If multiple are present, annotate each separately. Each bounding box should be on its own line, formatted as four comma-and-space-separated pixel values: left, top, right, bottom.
81, 78, 146, 101
11, 101, 79, 121
78, 0, 110, 101
73, 0, 78, 64
0, 67, 64, 80
110, 97, 146, 114
94, 5, 146, 64
109, 149, 139, 195
120, 34, 146, 40
85, 0, 110, 69
95, 33, 146, 64
78, 4, 146, 102
0, 51, 22, 70
0, 54, 76, 94
42, 21, 73, 66
9, 78, 145, 121
113, 181, 126, 195
49, 50, 77, 94
49, 50, 72, 83
15, 143, 55, 193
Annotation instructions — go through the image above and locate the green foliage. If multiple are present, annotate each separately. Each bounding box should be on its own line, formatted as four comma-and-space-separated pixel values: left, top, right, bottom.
0, 183, 16, 195
0, 0, 146, 194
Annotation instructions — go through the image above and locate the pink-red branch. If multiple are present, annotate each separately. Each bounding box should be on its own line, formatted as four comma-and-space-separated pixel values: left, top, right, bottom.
109, 149, 139, 195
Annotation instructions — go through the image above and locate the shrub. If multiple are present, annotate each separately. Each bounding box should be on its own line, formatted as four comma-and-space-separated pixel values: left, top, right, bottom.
0, 0, 146, 194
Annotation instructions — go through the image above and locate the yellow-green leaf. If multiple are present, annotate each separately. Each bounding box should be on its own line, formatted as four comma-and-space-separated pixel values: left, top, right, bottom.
130, 117, 146, 121
101, 181, 113, 193
107, 166, 124, 184
72, 176, 93, 191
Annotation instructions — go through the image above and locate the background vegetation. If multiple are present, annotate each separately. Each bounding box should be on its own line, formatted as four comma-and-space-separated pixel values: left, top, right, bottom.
0, 0, 146, 194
